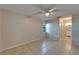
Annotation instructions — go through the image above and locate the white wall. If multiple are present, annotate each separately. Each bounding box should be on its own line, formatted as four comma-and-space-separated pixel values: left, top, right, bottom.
0, 10, 2, 50
72, 14, 79, 46
46, 19, 59, 40
0, 9, 44, 51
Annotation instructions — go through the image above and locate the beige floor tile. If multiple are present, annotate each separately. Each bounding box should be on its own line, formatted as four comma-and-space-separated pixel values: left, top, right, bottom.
1, 37, 79, 55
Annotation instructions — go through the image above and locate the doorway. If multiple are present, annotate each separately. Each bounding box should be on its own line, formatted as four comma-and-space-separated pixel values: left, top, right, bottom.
59, 16, 72, 52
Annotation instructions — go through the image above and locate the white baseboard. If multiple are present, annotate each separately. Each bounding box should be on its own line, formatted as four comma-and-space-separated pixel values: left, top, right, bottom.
0, 38, 42, 52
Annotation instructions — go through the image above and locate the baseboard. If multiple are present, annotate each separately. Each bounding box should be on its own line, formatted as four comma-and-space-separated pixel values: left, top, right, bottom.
0, 38, 42, 52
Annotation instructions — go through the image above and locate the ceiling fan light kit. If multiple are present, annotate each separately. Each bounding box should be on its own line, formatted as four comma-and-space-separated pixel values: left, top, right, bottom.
45, 13, 50, 16
29, 5, 58, 18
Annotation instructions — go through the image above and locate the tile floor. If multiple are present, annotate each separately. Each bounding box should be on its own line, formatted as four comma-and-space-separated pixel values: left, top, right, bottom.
0, 37, 79, 55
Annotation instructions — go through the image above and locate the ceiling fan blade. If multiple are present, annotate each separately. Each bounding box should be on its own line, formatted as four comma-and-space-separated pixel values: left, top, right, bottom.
50, 12, 56, 16
27, 11, 45, 18
35, 4, 56, 13
49, 8, 56, 12
50, 9, 68, 12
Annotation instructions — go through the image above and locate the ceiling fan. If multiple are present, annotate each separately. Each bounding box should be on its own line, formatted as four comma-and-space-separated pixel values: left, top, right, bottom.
27, 5, 60, 18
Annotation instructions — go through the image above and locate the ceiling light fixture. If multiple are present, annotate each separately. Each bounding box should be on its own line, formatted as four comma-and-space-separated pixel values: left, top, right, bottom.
64, 16, 72, 20
65, 23, 72, 26
45, 13, 50, 16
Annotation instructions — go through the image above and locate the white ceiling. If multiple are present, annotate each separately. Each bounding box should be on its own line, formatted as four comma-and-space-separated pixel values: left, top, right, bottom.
0, 4, 79, 20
